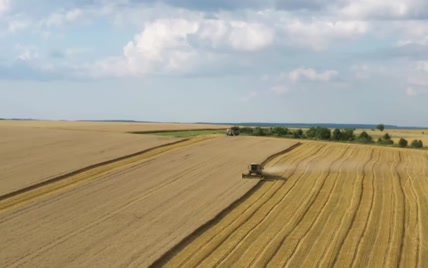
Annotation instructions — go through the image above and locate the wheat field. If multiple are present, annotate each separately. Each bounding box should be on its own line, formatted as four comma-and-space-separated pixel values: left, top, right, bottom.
0, 125, 182, 196
2, 120, 428, 268
0, 135, 296, 267
161, 142, 428, 267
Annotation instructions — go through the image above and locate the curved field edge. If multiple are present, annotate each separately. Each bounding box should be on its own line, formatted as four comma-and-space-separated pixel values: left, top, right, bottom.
149, 142, 302, 267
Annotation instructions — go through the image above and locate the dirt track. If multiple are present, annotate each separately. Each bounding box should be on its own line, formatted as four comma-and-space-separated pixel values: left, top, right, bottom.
161, 142, 428, 267
0, 126, 183, 196
0, 136, 297, 267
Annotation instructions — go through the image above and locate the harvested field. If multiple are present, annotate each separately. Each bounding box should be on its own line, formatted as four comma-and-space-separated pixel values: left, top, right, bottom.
0, 120, 229, 133
0, 126, 181, 196
161, 142, 428, 267
0, 136, 297, 268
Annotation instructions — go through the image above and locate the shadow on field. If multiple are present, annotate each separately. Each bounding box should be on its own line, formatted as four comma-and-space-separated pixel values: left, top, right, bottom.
262, 174, 288, 181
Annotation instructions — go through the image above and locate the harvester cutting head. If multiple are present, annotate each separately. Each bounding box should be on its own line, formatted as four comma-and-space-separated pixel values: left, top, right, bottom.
242, 163, 264, 179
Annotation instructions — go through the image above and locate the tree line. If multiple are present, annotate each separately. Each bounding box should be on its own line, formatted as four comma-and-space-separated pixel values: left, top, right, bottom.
231, 126, 424, 149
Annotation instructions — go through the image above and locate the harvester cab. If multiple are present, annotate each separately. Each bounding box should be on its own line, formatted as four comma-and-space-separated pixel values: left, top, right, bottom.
242, 163, 264, 179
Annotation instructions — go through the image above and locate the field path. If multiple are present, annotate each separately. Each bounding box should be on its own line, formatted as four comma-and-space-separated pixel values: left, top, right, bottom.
0, 136, 297, 268
160, 142, 428, 267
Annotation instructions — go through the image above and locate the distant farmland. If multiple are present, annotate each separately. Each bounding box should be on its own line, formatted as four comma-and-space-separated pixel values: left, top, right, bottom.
1, 120, 427, 267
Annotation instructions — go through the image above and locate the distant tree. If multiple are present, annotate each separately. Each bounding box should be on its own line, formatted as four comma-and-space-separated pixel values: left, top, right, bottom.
254, 127, 265, 136
272, 127, 289, 136
332, 128, 342, 141
398, 138, 408, 147
382, 133, 391, 140
376, 124, 385, 132
411, 139, 423, 148
293, 129, 304, 138
358, 131, 373, 143
240, 127, 253, 135
376, 133, 394, 145
342, 128, 356, 141
305, 127, 331, 140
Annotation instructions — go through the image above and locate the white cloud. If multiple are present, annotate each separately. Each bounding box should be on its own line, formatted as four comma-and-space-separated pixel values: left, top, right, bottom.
340, 0, 427, 19
404, 61, 428, 96
284, 20, 369, 50
7, 18, 30, 32
14, 45, 40, 62
0, 0, 10, 16
271, 85, 289, 95
241, 91, 258, 102
41, 9, 83, 27
289, 68, 338, 82
95, 17, 275, 77
406, 87, 428, 96
416, 61, 428, 72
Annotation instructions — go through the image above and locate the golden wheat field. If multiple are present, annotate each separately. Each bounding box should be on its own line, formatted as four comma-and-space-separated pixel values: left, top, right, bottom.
0, 128, 296, 267
1, 121, 428, 268
160, 141, 428, 267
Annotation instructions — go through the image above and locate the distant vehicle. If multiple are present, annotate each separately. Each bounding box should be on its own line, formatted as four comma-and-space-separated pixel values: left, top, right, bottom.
226, 128, 240, 136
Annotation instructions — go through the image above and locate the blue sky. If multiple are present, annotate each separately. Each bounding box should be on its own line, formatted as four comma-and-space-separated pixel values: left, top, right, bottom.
1, 0, 428, 126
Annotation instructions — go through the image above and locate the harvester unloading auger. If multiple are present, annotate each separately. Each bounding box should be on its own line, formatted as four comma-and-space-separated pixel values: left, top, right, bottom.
242, 163, 265, 179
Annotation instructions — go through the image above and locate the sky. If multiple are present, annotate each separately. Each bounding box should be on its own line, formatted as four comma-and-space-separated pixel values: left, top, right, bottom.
1, 0, 428, 126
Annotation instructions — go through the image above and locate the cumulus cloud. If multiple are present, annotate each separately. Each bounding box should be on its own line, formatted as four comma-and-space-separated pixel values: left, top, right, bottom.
289, 68, 338, 82
95, 18, 275, 77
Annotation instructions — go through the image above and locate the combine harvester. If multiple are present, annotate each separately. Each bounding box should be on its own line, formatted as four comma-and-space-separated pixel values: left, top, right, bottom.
242, 163, 265, 179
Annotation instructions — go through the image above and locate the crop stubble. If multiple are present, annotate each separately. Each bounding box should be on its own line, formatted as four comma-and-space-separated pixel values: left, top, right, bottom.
162, 142, 428, 267
0, 136, 296, 268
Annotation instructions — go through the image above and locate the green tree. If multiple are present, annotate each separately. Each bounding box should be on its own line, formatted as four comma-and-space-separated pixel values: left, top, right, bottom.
240, 127, 253, 135
411, 139, 423, 148
254, 127, 265, 136
332, 128, 342, 141
342, 128, 356, 141
376, 124, 385, 132
272, 127, 288, 136
293, 129, 304, 138
398, 138, 408, 147
358, 131, 373, 143
382, 133, 391, 140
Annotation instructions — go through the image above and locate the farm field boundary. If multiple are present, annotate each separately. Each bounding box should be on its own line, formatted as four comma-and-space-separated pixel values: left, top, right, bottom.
0, 136, 214, 213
